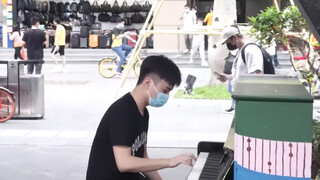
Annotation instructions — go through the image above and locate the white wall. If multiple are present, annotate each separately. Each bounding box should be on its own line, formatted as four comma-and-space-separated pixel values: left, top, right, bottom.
153, 0, 185, 52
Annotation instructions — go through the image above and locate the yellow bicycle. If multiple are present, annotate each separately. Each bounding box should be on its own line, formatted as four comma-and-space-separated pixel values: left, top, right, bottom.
98, 56, 143, 78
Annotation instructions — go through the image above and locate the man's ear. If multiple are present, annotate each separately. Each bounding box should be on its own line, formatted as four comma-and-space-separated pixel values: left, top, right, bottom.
142, 76, 152, 89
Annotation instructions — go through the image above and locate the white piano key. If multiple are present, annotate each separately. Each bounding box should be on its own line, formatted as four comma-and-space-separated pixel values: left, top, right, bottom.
187, 152, 209, 180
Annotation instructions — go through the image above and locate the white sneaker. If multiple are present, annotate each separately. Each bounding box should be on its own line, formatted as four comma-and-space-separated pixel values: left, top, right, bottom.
63, 67, 68, 73
52, 66, 63, 73
201, 62, 209, 66
189, 59, 193, 63
182, 49, 189, 54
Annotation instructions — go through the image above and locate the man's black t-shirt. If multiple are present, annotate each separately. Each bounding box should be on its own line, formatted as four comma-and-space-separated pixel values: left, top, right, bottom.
23, 29, 46, 60
86, 93, 149, 180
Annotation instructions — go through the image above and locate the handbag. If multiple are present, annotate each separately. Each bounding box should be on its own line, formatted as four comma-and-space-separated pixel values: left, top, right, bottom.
121, 0, 130, 13
110, 13, 120, 23
142, 0, 151, 12
101, 0, 111, 12
91, 0, 101, 12
98, 12, 111, 22
131, 0, 142, 12
111, 0, 121, 14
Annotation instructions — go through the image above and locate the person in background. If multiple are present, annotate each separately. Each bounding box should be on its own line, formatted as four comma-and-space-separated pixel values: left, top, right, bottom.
189, 18, 209, 66
180, 5, 196, 54
111, 18, 137, 75
51, 17, 67, 73
9, 25, 24, 60
203, 7, 213, 50
22, 17, 46, 74
204, 7, 213, 26
217, 26, 264, 112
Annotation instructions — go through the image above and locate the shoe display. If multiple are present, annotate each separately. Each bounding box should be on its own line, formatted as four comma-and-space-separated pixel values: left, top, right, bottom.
225, 107, 234, 112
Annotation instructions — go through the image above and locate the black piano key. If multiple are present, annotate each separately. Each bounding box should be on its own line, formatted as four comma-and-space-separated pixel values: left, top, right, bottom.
199, 151, 226, 180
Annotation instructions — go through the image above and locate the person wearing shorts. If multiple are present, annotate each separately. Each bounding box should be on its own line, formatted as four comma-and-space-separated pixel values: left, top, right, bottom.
51, 17, 67, 73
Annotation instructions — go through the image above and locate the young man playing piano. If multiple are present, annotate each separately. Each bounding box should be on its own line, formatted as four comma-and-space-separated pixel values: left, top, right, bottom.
86, 55, 196, 180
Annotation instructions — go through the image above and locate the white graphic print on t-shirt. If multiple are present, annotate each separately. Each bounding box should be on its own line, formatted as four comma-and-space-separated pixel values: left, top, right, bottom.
132, 131, 147, 156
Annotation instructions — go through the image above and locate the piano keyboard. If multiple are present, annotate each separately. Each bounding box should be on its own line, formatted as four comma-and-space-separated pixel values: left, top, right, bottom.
199, 151, 225, 179
187, 150, 233, 180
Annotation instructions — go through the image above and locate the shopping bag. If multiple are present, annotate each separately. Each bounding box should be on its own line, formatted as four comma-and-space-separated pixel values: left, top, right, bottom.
21, 47, 27, 60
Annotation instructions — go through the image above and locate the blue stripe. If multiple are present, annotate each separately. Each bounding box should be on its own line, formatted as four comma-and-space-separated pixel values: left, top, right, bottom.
234, 162, 310, 180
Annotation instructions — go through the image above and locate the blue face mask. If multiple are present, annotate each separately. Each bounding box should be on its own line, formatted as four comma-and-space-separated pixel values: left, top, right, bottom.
148, 81, 169, 107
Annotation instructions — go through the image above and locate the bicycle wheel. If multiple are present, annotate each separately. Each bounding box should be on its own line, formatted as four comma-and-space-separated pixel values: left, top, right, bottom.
0, 88, 15, 123
99, 58, 117, 78
133, 58, 143, 77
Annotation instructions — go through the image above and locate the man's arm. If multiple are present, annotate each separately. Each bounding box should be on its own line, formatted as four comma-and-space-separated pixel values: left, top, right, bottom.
246, 45, 264, 74
142, 146, 162, 180
113, 146, 195, 173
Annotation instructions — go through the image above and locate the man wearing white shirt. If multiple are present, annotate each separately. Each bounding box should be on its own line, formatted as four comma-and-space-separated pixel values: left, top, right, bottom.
217, 26, 264, 112
180, 5, 196, 53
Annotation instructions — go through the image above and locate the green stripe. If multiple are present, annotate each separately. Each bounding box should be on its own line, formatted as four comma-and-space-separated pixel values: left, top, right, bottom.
235, 100, 313, 142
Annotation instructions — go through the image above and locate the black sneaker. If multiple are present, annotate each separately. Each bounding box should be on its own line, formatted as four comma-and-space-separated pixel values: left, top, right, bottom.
225, 107, 234, 112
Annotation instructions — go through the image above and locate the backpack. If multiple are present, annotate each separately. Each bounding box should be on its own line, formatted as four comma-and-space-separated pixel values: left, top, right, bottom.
18, 0, 25, 11
70, 2, 78, 12
65, 2, 71, 12
241, 43, 275, 74
82, 1, 91, 14
49, 1, 57, 14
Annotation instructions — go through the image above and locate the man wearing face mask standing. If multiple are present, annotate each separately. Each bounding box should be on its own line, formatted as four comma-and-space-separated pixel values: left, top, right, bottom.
180, 5, 196, 54
111, 18, 137, 75
86, 55, 196, 180
216, 26, 264, 110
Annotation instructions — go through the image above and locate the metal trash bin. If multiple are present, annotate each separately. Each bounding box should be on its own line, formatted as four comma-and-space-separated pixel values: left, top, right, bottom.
232, 75, 313, 180
0, 60, 44, 119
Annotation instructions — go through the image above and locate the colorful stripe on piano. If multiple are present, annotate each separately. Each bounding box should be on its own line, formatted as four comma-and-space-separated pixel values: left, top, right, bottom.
234, 133, 312, 179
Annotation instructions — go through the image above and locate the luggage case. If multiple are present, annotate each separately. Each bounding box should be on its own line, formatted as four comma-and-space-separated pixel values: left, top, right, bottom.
89, 34, 99, 48
80, 26, 90, 38
98, 35, 108, 48
80, 37, 88, 48
72, 34, 80, 48
125, 29, 138, 48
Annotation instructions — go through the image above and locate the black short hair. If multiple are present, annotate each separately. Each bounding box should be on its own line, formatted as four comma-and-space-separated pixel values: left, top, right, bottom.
137, 56, 181, 87
13, 25, 20, 32
31, 17, 40, 26
54, 17, 61, 24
